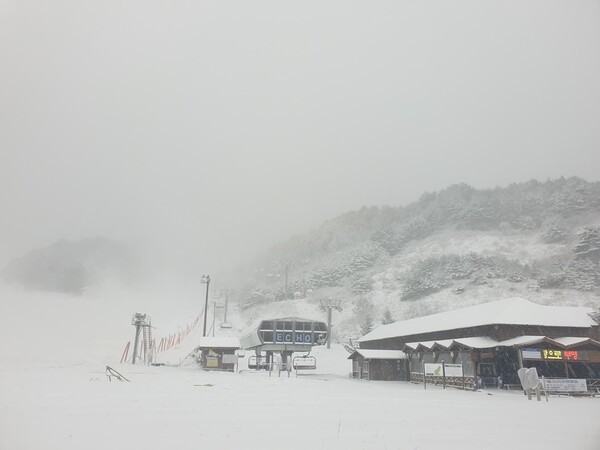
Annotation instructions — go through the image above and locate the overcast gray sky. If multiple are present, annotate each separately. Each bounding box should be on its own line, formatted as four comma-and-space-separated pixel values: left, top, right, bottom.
1, 1, 599, 271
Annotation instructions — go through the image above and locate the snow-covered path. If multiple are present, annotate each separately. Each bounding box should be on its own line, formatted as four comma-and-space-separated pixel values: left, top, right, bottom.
2, 359, 599, 450
1, 284, 598, 450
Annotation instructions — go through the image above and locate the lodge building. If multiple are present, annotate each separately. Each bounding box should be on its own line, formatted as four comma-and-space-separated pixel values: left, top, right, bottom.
350, 298, 600, 390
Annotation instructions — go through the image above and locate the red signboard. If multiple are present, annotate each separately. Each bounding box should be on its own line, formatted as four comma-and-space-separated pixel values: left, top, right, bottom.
564, 350, 579, 360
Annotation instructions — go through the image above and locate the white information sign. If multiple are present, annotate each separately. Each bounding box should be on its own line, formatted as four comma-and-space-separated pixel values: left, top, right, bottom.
521, 349, 542, 360
424, 363, 443, 377
222, 354, 239, 364
444, 364, 464, 377
543, 378, 587, 392
424, 363, 463, 377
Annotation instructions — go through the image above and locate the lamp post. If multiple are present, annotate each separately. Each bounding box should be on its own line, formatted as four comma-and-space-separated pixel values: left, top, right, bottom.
201, 275, 211, 337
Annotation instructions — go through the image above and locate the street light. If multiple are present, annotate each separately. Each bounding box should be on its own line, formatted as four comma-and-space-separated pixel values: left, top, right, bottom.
201, 275, 211, 337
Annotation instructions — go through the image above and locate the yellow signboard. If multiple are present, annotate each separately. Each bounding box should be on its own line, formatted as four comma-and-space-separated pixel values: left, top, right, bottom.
542, 349, 562, 360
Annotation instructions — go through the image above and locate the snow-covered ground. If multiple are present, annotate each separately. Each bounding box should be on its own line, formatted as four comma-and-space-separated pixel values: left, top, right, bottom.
1, 283, 599, 450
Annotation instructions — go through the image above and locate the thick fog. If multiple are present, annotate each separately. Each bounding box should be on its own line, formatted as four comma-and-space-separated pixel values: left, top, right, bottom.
2, 1, 599, 272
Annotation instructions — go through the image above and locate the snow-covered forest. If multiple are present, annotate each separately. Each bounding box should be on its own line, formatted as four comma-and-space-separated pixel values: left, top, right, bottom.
226, 178, 600, 340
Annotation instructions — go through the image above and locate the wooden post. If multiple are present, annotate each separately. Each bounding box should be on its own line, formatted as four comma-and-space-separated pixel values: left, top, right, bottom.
120, 342, 130, 364
517, 348, 524, 369
442, 360, 446, 390
542, 376, 548, 402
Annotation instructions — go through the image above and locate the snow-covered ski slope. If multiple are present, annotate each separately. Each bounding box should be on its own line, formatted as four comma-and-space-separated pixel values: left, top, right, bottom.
1, 283, 598, 450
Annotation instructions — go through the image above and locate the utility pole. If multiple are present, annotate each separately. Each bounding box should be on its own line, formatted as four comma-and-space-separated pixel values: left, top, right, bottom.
284, 263, 289, 301
219, 289, 232, 324
319, 299, 342, 349
201, 275, 211, 337
212, 302, 224, 336
212, 301, 216, 337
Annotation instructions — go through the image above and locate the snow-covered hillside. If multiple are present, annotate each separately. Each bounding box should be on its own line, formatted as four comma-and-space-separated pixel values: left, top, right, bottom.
235, 226, 600, 345
233, 179, 600, 341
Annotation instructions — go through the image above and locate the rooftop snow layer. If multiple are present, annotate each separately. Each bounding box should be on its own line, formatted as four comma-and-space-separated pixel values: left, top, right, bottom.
401, 335, 600, 351
348, 349, 407, 360
359, 298, 596, 343
551, 336, 600, 347
449, 336, 500, 349
196, 336, 241, 348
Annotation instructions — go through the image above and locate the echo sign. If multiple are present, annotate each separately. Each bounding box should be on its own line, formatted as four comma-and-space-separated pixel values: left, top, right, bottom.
275, 332, 313, 344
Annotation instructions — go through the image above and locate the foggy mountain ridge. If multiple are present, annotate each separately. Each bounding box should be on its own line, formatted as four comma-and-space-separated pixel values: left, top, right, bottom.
234, 177, 600, 327
3, 176, 600, 319
1, 237, 138, 295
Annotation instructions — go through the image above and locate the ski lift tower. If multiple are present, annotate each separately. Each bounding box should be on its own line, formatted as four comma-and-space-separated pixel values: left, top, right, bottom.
131, 313, 152, 365
319, 299, 342, 349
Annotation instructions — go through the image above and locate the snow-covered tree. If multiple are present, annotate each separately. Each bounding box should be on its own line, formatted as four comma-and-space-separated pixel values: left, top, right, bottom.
371, 226, 403, 255
574, 226, 600, 262
541, 217, 569, 243
360, 315, 374, 336
351, 275, 372, 294
381, 307, 394, 325
353, 298, 375, 336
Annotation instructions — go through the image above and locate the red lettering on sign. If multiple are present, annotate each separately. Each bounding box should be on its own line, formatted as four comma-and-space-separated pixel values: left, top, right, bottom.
564, 351, 578, 361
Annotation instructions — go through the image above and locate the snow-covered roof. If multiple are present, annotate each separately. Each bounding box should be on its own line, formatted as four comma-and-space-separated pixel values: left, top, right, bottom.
413, 341, 436, 350
359, 298, 596, 343
196, 337, 241, 348
348, 349, 407, 360
496, 335, 547, 347
403, 340, 450, 351
551, 337, 600, 348
403, 336, 500, 351
431, 339, 454, 349
451, 336, 499, 349
262, 317, 323, 323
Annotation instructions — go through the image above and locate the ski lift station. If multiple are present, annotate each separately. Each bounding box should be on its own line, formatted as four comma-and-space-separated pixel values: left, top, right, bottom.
196, 336, 242, 371
240, 317, 328, 370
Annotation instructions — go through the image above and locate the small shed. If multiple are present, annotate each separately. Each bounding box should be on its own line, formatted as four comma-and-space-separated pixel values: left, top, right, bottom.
196, 337, 241, 371
348, 349, 408, 381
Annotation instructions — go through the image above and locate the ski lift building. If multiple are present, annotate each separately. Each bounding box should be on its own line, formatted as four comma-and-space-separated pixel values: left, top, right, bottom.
196, 336, 241, 371
240, 317, 328, 353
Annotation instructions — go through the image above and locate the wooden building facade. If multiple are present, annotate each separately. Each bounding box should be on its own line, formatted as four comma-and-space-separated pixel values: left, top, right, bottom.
357, 298, 600, 390
348, 349, 408, 381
